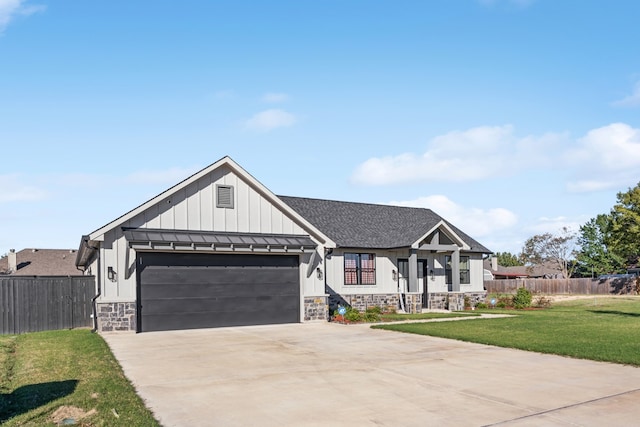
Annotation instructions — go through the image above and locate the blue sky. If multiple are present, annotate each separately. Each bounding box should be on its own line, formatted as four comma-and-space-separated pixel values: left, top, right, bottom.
1, 0, 640, 255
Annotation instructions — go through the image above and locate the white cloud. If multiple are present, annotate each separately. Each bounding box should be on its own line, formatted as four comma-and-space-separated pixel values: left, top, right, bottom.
244, 109, 296, 132
388, 195, 518, 238
565, 123, 640, 192
262, 92, 290, 103
18, 3, 44, 15
0, 0, 22, 31
351, 125, 566, 185
353, 122, 640, 193
612, 81, 640, 107
0, 174, 47, 202
524, 216, 584, 236
0, 0, 45, 33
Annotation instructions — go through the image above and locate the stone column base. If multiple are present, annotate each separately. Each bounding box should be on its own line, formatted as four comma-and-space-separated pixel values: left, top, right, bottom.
404, 293, 422, 314
97, 302, 137, 332
304, 296, 329, 321
427, 292, 487, 310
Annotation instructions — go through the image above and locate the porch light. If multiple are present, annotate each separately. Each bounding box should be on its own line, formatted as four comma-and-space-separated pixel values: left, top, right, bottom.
392, 270, 397, 281
430, 269, 435, 281
316, 267, 323, 280
107, 266, 117, 282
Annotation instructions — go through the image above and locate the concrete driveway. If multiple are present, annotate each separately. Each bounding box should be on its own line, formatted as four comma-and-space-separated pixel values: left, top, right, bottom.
103, 322, 640, 427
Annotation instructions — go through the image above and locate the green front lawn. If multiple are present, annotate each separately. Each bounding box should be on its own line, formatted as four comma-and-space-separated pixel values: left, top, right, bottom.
373, 297, 640, 366
0, 329, 159, 426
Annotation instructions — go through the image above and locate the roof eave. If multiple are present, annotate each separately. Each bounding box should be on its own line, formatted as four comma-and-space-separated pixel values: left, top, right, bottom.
83, 156, 335, 248
75, 235, 100, 269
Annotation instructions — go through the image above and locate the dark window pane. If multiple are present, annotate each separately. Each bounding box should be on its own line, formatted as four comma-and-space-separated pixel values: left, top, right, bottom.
344, 253, 376, 285
445, 255, 470, 284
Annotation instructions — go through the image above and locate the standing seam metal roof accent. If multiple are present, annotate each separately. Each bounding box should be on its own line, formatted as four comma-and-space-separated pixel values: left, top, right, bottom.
121, 228, 317, 249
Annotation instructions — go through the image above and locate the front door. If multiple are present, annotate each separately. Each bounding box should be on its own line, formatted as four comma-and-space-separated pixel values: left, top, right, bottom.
420, 259, 429, 308
399, 258, 429, 309
397, 259, 409, 293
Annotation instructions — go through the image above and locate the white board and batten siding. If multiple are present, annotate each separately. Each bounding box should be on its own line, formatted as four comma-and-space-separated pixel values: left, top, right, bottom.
96, 165, 324, 302
467, 254, 486, 292
325, 250, 486, 297
428, 253, 486, 293
325, 249, 399, 295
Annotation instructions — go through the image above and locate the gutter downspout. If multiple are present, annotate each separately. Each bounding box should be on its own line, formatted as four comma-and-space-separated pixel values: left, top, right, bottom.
77, 238, 101, 333
90, 257, 102, 333
324, 247, 333, 320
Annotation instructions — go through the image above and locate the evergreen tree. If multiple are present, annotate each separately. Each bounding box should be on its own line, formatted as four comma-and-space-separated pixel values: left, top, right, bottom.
575, 214, 624, 277
609, 182, 640, 266
495, 251, 524, 267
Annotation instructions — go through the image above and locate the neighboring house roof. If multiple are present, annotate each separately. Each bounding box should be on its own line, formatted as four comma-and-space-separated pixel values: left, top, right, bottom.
0, 249, 80, 276
279, 196, 491, 252
483, 259, 564, 279
491, 270, 529, 279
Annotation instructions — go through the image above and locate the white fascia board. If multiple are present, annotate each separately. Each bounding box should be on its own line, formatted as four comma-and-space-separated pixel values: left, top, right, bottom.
87, 156, 335, 247
410, 220, 470, 250
87, 156, 233, 240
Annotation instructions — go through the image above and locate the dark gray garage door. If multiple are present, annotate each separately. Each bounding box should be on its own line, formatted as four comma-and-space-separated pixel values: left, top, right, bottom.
137, 252, 300, 332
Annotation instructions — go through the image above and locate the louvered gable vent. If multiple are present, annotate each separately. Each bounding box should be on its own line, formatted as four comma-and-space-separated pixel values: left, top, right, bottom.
216, 185, 234, 208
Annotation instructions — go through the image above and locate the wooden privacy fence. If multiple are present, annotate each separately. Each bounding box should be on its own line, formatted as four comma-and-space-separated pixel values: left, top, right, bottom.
0, 276, 96, 334
485, 277, 638, 295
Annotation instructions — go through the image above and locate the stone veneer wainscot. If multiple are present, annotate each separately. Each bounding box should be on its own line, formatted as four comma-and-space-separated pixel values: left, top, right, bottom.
304, 296, 329, 321
97, 302, 136, 332
329, 293, 402, 313
428, 292, 487, 311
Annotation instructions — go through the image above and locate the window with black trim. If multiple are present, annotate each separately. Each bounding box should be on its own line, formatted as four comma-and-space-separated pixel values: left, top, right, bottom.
344, 253, 376, 285
216, 185, 234, 208
445, 255, 470, 284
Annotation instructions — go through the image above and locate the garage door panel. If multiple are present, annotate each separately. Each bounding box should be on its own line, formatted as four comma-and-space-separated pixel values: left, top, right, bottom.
141, 266, 298, 286
143, 302, 299, 331
142, 293, 299, 315
143, 305, 298, 331
142, 283, 300, 300
138, 253, 301, 332
140, 252, 299, 268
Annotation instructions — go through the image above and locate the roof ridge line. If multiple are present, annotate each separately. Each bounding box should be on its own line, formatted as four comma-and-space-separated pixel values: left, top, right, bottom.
278, 195, 436, 212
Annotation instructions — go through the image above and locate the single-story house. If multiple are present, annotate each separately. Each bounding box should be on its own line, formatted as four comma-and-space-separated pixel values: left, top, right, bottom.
484, 257, 564, 279
75, 156, 491, 332
0, 248, 80, 276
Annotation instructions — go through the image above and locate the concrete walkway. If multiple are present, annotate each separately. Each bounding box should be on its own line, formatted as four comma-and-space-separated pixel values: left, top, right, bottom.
104, 322, 640, 427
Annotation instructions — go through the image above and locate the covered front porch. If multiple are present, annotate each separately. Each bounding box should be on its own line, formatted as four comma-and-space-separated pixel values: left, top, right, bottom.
394, 221, 487, 312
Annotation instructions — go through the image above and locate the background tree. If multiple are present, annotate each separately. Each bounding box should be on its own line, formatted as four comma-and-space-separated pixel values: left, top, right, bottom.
609, 182, 640, 266
495, 251, 524, 267
521, 227, 577, 278
575, 214, 625, 277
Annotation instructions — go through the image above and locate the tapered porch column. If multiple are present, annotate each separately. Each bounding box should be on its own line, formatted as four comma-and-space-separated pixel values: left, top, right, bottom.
408, 249, 418, 292
451, 248, 461, 292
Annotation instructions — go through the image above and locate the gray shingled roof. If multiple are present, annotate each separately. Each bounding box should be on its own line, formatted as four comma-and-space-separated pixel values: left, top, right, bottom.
279, 196, 491, 253
0, 249, 81, 276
